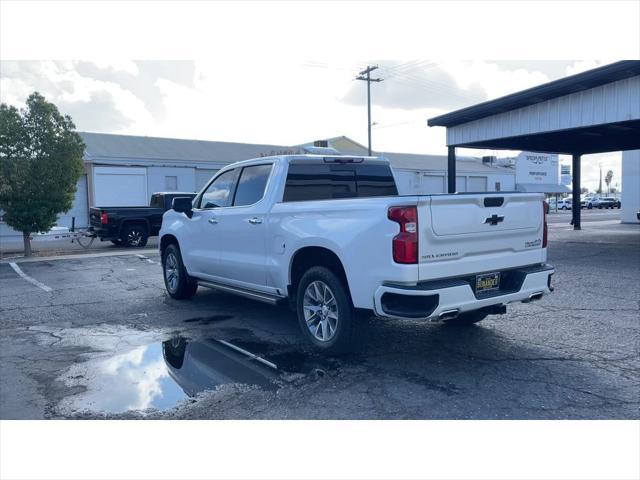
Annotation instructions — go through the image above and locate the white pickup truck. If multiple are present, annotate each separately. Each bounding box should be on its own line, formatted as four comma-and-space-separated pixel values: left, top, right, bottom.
159, 154, 554, 353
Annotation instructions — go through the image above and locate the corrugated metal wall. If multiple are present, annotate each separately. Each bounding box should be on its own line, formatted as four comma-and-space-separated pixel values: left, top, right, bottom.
447, 76, 640, 146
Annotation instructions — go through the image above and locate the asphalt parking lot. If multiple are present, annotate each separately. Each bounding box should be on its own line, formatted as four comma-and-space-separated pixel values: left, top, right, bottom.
1, 210, 638, 419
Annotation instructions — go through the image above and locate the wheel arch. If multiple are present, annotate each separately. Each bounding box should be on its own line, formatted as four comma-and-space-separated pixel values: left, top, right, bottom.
160, 234, 179, 257
288, 246, 352, 303
119, 218, 151, 236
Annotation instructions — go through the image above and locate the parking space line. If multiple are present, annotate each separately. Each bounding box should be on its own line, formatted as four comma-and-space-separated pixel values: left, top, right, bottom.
136, 254, 157, 264
8, 262, 53, 292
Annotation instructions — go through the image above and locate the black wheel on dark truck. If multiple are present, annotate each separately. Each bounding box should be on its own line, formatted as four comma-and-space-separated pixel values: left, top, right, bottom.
162, 243, 198, 299
122, 223, 148, 247
296, 266, 358, 354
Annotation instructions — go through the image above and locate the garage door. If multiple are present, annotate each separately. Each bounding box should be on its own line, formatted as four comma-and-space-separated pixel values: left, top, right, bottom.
422, 175, 445, 193
456, 176, 467, 192
195, 169, 218, 191
468, 176, 488, 192
93, 167, 148, 207
58, 175, 89, 228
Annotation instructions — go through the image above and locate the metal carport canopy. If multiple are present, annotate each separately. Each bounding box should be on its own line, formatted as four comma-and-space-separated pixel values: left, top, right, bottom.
427, 60, 640, 230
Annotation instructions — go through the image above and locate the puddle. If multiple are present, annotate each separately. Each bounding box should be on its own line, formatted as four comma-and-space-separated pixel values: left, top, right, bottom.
59, 336, 279, 414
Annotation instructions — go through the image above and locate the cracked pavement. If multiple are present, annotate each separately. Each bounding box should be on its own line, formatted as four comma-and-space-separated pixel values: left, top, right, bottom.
0, 212, 638, 419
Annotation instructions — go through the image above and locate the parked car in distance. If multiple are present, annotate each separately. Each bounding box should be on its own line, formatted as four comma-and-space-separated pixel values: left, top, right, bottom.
159, 154, 554, 353
582, 195, 597, 209
548, 198, 572, 210
90, 192, 196, 247
597, 197, 621, 209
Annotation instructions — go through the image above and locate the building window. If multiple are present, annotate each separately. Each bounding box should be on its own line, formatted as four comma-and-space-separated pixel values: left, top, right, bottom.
165, 176, 178, 191
495, 182, 501, 192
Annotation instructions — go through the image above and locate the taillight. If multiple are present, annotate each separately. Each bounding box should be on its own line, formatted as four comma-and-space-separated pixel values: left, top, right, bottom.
388, 206, 418, 264
542, 201, 548, 248
100, 211, 108, 225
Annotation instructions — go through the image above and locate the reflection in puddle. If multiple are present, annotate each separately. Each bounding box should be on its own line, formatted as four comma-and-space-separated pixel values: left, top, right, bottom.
61, 337, 278, 414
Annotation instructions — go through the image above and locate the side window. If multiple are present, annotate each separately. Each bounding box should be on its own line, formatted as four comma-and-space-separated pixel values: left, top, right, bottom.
199, 169, 239, 209
233, 164, 273, 207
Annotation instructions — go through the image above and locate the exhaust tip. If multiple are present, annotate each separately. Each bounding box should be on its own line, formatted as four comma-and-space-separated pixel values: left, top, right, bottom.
523, 292, 544, 303
438, 309, 460, 321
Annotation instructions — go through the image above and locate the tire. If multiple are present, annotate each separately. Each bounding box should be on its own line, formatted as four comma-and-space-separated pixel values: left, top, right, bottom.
162, 243, 198, 300
296, 266, 356, 354
122, 223, 148, 248
442, 310, 488, 326
110, 239, 123, 246
163, 337, 187, 369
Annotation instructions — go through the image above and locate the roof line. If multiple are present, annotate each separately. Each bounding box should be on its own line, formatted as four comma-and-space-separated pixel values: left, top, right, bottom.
427, 60, 640, 127
78, 131, 290, 149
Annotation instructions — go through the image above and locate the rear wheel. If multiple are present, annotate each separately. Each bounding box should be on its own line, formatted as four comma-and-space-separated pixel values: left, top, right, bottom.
442, 310, 488, 326
162, 243, 198, 299
296, 266, 356, 354
122, 224, 148, 247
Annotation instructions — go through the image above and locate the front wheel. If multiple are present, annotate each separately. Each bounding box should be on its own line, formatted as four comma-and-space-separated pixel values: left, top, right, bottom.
162, 243, 198, 299
296, 266, 356, 354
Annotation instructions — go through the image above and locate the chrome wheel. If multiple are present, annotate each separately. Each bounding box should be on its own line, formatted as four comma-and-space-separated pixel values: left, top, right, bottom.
164, 252, 179, 293
303, 280, 339, 342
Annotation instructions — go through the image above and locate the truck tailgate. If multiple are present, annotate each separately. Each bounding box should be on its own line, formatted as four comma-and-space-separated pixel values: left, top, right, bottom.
418, 193, 546, 281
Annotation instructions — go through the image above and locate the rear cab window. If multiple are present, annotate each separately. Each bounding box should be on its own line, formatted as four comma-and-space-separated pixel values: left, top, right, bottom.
150, 194, 162, 208
283, 160, 398, 202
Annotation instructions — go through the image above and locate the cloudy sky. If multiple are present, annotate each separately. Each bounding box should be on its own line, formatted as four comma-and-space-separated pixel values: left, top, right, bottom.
0, 59, 623, 191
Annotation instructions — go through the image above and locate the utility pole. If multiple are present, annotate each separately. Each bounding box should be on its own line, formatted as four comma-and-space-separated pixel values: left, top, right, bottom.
356, 65, 383, 155
598, 163, 603, 194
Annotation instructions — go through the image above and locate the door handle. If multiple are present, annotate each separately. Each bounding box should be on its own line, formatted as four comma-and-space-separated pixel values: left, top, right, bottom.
208, 218, 219, 224
248, 217, 263, 225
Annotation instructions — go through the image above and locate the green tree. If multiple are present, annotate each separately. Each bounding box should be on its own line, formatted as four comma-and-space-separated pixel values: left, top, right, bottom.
604, 170, 614, 194
0, 92, 85, 256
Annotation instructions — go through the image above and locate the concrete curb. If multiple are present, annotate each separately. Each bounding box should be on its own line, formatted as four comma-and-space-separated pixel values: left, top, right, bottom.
0, 248, 159, 264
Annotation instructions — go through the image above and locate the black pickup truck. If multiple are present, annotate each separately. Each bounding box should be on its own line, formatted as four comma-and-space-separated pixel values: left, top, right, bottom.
90, 192, 196, 247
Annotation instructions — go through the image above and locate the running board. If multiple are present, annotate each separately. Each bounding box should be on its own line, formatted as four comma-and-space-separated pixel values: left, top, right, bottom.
197, 280, 282, 305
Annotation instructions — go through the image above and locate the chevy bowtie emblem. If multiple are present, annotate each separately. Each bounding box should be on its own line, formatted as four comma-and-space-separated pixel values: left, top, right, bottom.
484, 214, 505, 226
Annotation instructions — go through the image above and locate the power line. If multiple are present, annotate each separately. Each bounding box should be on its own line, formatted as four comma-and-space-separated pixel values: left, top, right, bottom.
355, 65, 383, 156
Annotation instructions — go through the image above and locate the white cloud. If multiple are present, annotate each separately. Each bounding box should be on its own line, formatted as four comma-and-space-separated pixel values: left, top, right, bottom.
1, 61, 155, 132
92, 60, 139, 76
565, 60, 611, 77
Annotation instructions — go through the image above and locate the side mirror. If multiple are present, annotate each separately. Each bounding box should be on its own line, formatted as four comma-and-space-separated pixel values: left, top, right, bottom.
172, 197, 193, 218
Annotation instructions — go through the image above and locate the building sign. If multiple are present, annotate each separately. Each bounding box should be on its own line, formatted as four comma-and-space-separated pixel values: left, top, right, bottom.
560, 164, 571, 185
515, 152, 560, 185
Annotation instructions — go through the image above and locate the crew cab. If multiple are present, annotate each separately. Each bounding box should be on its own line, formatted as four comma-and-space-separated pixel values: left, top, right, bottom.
90, 192, 196, 247
159, 155, 554, 353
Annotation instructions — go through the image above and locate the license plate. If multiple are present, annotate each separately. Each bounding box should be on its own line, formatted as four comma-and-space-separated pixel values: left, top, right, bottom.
476, 272, 500, 294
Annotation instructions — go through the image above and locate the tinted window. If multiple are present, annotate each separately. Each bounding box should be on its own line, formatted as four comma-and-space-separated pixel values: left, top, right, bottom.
355, 164, 398, 197
283, 162, 397, 202
233, 164, 273, 206
149, 194, 162, 208
200, 169, 239, 208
